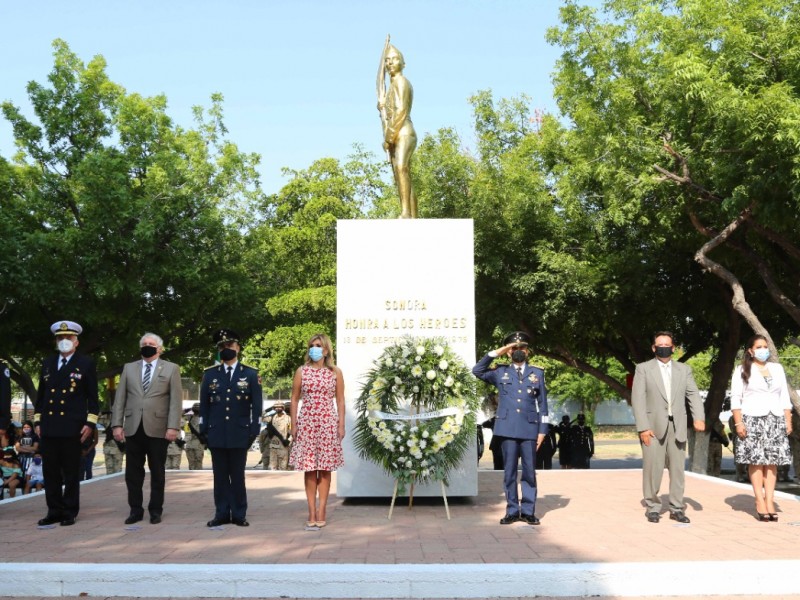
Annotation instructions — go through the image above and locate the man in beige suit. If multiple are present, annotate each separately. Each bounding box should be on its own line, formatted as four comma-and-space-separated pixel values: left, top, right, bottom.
112, 333, 183, 524
632, 331, 705, 524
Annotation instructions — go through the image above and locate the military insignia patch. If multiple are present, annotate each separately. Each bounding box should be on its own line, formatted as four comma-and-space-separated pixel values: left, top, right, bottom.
528, 374, 539, 384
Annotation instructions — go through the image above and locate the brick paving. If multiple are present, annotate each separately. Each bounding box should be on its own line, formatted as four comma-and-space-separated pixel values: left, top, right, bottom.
1, 464, 799, 598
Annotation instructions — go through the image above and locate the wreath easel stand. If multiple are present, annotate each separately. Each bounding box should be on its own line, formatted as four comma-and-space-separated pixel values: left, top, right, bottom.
388, 479, 451, 520
386, 401, 451, 520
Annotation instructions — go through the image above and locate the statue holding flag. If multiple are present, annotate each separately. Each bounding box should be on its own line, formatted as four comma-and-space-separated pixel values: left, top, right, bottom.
377, 36, 418, 218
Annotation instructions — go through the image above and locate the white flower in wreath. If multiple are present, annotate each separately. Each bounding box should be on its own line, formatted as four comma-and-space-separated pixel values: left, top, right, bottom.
384, 357, 394, 367
434, 345, 444, 356
426, 369, 437, 380
422, 429, 429, 438
444, 375, 455, 387
415, 355, 421, 362
394, 376, 403, 385
438, 359, 449, 370
420, 439, 427, 449
411, 365, 423, 377
416, 345, 425, 355
405, 460, 413, 468
412, 385, 419, 393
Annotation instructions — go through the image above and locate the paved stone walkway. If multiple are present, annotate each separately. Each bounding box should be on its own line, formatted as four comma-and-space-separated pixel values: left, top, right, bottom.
1, 468, 799, 598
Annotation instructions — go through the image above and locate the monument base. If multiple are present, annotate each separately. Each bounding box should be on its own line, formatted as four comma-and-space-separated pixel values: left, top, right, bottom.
336, 219, 477, 498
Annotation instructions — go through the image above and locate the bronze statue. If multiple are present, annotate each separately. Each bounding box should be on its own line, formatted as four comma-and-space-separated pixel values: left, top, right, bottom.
377, 36, 418, 218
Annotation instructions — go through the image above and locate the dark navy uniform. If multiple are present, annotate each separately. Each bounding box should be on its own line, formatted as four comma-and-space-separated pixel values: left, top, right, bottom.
473, 332, 548, 521
0, 362, 11, 433
35, 351, 99, 521
200, 361, 262, 523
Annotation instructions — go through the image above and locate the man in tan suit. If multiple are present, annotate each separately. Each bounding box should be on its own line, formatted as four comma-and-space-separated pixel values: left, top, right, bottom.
112, 333, 183, 524
632, 331, 705, 524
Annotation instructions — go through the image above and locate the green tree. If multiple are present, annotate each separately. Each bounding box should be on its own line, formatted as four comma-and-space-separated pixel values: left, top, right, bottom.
0, 40, 265, 401
243, 150, 392, 384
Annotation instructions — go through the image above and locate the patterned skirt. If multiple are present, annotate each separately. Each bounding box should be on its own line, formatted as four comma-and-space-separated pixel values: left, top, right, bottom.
734, 413, 791, 466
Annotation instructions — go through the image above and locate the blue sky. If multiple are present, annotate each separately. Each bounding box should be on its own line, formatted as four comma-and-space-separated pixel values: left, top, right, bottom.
0, 0, 573, 194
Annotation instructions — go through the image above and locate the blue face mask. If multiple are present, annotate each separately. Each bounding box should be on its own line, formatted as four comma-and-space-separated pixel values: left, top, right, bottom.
309, 347, 324, 362
753, 348, 770, 362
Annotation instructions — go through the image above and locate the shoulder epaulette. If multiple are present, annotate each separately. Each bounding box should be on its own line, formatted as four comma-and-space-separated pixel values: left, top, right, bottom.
204, 364, 219, 371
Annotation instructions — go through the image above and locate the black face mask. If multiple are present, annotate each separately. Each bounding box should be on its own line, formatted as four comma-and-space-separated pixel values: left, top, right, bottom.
511, 349, 527, 364
219, 347, 237, 362
654, 346, 674, 359
140, 345, 158, 359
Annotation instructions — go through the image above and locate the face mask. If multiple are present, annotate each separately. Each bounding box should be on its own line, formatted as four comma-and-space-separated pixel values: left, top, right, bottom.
219, 347, 237, 362
654, 346, 673, 359
753, 348, 770, 362
23, 428, 32, 435
57, 338, 74, 353
511, 349, 527, 364
33, 457, 42, 465
309, 347, 324, 362
140, 345, 158, 359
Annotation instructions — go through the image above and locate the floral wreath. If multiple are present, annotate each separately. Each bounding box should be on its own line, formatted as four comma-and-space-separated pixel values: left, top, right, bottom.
353, 336, 480, 493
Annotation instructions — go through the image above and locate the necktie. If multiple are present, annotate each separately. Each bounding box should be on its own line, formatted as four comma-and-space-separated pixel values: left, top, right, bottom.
227, 366, 233, 381
516, 366, 523, 382
143, 363, 152, 393
59, 358, 67, 371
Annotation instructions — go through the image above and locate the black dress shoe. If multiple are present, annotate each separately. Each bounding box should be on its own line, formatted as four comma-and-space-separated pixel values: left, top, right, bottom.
60, 517, 76, 526
206, 517, 231, 527
150, 514, 162, 524
38, 515, 61, 526
646, 512, 661, 523
231, 518, 249, 527
124, 513, 144, 525
521, 513, 541, 525
669, 511, 690, 523
500, 513, 520, 525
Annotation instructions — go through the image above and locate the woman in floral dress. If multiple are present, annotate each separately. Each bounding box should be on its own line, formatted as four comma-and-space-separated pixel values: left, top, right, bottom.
289, 333, 345, 529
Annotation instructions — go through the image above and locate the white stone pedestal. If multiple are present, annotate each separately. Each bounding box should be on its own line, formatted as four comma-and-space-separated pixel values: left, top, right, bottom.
336, 219, 477, 498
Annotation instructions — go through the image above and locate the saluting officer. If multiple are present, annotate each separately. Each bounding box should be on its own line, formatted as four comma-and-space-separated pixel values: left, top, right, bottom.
199, 329, 262, 527
34, 321, 99, 526
473, 331, 548, 525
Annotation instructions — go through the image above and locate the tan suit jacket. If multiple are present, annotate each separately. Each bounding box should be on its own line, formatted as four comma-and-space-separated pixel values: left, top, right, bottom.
631, 358, 703, 442
112, 359, 183, 438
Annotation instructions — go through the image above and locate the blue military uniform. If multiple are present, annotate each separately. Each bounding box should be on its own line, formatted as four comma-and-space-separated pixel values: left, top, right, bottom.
473, 331, 548, 523
199, 328, 262, 526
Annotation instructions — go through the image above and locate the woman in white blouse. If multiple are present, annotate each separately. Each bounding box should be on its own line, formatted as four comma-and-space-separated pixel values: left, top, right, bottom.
730, 335, 793, 521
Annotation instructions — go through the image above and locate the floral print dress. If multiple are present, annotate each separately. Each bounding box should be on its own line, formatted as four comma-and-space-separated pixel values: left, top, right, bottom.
289, 365, 344, 472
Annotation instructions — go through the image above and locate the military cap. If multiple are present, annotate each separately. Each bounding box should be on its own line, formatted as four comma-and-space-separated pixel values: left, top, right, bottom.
503, 330, 531, 347
273, 401, 285, 409
213, 328, 240, 346
50, 320, 83, 336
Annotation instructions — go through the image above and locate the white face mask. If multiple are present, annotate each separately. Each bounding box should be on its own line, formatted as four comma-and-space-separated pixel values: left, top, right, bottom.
57, 338, 74, 353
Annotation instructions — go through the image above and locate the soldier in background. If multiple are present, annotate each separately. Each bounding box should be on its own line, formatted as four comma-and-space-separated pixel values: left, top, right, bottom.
166, 434, 184, 469
99, 412, 124, 475
267, 402, 292, 470
706, 418, 729, 477
184, 402, 206, 470
556, 415, 573, 469
258, 416, 271, 470
569, 413, 594, 469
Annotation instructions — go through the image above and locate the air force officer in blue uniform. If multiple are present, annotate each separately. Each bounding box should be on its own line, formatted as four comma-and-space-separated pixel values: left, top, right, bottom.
473, 331, 548, 525
199, 329, 262, 527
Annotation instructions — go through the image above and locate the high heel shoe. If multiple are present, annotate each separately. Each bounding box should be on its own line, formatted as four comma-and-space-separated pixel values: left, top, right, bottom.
769, 513, 778, 522
757, 512, 771, 522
